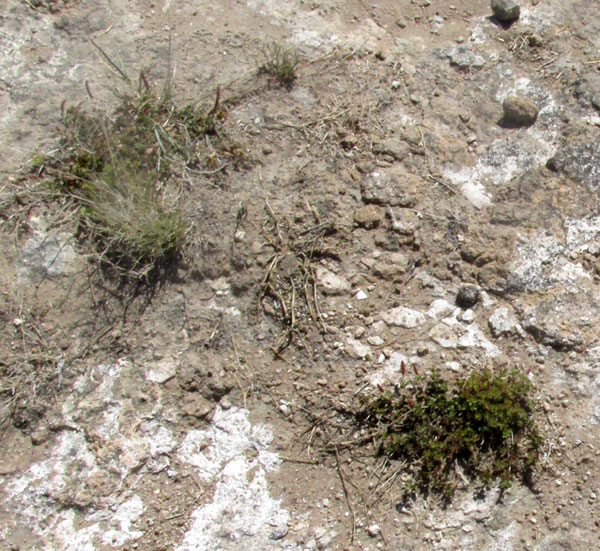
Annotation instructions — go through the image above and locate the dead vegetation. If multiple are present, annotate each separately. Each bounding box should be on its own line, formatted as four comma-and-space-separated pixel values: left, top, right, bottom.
0, 291, 74, 436
257, 201, 339, 356
22, 0, 79, 12
0, 47, 255, 431
28, 66, 246, 288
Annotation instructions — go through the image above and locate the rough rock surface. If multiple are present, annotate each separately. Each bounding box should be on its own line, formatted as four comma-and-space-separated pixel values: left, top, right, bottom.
3, 0, 600, 549
488, 307, 523, 337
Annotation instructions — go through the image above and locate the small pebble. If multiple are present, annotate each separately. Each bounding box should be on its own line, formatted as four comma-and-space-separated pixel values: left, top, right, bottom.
456, 285, 480, 308
367, 524, 381, 538
502, 96, 538, 127
269, 525, 289, 540
355, 289, 368, 300
491, 0, 520, 22
220, 397, 232, 410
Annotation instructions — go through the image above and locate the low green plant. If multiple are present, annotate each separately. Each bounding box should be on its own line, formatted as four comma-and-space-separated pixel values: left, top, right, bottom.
259, 42, 299, 89
364, 368, 542, 502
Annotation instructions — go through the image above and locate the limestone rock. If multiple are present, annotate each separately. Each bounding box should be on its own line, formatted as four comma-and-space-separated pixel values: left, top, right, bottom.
429, 320, 500, 357
345, 338, 371, 359
315, 266, 351, 295
380, 306, 426, 328
427, 299, 455, 318
488, 307, 523, 337
373, 252, 410, 279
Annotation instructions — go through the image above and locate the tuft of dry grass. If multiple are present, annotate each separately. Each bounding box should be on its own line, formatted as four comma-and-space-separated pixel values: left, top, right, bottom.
259, 42, 299, 89
31, 71, 241, 285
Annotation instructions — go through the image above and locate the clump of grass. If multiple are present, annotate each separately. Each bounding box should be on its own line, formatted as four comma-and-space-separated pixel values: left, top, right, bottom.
32, 72, 237, 284
77, 167, 187, 278
364, 368, 542, 502
23, 0, 77, 13
259, 42, 299, 89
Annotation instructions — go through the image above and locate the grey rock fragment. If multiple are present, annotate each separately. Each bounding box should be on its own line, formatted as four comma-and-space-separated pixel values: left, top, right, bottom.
456, 285, 480, 308
372, 138, 410, 161
314, 527, 336, 549
387, 207, 419, 235
360, 172, 416, 207
546, 142, 600, 192
491, 0, 521, 21
501, 96, 538, 127
30, 427, 51, 446
367, 524, 381, 537
269, 524, 289, 540
440, 46, 485, 71
522, 320, 582, 351
182, 395, 214, 420
19, 231, 79, 281
520, 307, 583, 351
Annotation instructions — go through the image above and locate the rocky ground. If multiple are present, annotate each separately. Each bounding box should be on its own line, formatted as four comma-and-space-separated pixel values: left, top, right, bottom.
2, 0, 600, 549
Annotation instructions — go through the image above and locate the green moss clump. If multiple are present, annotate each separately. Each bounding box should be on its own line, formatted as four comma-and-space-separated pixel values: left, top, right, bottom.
366, 368, 542, 501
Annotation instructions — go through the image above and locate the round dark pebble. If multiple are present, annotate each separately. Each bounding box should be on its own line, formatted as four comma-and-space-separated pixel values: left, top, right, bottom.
491, 0, 520, 22
456, 285, 480, 308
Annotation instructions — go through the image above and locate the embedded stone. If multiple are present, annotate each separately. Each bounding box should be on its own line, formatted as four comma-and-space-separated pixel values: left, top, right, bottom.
315, 266, 351, 295
502, 96, 538, 127
354, 205, 384, 229
380, 306, 426, 328
456, 285, 480, 308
